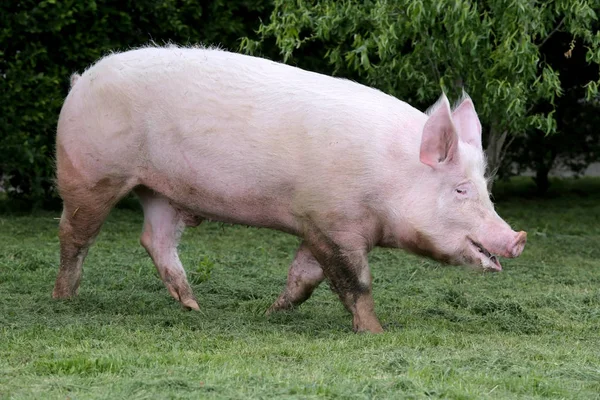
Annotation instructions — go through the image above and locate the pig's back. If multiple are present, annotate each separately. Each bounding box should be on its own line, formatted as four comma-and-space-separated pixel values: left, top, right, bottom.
60, 46, 426, 230
80, 46, 423, 146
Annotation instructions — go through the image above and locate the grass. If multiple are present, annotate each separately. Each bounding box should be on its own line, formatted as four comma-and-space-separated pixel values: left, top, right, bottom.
1, 177, 599, 399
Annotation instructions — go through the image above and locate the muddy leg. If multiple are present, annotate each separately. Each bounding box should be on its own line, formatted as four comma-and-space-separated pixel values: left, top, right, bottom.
267, 242, 325, 313
52, 201, 113, 298
52, 173, 133, 299
308, 237, 383, 333
137, 189, 200, 311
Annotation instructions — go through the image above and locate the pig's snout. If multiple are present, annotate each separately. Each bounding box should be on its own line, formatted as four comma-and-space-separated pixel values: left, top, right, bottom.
480, 226, 527, 260
506, 230, 527, 258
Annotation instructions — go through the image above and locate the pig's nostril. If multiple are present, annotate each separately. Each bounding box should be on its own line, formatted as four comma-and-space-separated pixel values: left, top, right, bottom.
518, 231, 527, 241
517, 231, 527, 247
509, 231, 527, 257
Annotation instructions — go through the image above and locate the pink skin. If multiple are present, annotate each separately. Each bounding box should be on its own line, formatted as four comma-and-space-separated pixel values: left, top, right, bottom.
137, 187, 201, 310
388, 94, 526, 272
52, 47, 526, 333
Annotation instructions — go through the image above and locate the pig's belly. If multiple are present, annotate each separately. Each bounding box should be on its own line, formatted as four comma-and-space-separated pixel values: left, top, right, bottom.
139, 167, 301, 235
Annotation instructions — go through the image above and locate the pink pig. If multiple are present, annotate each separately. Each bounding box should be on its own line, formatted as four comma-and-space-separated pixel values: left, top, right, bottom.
53, 46, 526, 333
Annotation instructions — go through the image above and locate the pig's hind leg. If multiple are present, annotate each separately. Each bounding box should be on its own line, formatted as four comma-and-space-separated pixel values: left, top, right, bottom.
53, 175, 133, 299
53, 135, 135, 299
136, 187, 200, 311
267, 242, 325, 313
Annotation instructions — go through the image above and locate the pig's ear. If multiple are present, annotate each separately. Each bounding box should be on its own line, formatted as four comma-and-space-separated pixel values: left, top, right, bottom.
452, 94, 482, 149
420, 94, 459, 168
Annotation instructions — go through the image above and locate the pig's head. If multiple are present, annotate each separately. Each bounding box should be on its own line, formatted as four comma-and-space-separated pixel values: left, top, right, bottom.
404, 93, 526, 271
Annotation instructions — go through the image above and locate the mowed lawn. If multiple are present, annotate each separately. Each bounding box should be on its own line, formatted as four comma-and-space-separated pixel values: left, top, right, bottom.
1, 178, 599, 399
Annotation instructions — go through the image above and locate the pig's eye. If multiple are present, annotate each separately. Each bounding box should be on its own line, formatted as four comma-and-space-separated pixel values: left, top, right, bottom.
455, 183, 472, 197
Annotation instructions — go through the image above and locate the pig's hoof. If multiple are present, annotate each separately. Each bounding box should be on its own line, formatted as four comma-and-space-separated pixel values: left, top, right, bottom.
266, 300, 292, 315
52, 288, 77, 299
353, 322, 384, 334
181, 298, 200, 311
265, 307, 281, 316
265, 305, 279, 315
354, 327, 384, 334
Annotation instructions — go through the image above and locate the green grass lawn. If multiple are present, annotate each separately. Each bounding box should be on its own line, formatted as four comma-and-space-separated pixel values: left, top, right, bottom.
1, 178, 599, 399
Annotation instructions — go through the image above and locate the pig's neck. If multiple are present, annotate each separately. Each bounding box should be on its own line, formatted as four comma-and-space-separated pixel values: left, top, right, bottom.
380, 219, 439, 261
380, 219, 411, 246
377, 165, 436, 255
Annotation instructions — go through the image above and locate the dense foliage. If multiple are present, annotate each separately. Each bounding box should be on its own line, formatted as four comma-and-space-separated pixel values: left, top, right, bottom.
0, 0, 271, 206
508, 29, 600, 192
243, 0, 600, 187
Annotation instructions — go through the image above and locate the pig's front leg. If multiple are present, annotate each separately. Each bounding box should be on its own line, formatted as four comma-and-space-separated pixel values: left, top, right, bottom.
267, 242, 325, 313
306, 229, 383, 333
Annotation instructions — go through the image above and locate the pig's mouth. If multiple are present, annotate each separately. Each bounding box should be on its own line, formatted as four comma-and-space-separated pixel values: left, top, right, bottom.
468, 239, 502, 272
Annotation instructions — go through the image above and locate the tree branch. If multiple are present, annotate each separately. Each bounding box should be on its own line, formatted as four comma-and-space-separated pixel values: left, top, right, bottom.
426, 53, 441, 85
538, 17, 565, 49
497, 133, 517, 168
426, 37, 441, 84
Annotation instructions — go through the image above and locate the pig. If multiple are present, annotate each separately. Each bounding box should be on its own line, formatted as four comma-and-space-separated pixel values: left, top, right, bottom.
53, 45, 526, 333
